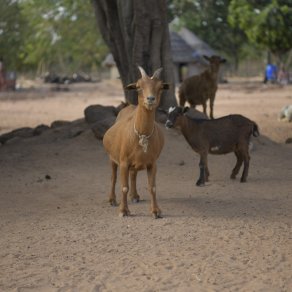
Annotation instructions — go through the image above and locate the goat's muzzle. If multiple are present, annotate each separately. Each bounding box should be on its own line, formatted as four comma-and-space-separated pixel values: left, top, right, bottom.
165, 120, 173, 128
144, 96, 156, 110
147, 96, 155, 103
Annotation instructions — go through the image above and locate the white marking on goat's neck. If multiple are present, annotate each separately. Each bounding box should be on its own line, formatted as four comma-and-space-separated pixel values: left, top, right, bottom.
134, 123, 154, 153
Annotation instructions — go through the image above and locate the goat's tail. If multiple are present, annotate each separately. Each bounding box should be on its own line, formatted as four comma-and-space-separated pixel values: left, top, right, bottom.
252, 122, 260, 137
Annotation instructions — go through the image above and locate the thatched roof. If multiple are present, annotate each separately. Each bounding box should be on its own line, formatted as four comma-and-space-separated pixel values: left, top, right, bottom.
102, 28, 217, 67
177, 28, 216, 57
170, 31, 198, 64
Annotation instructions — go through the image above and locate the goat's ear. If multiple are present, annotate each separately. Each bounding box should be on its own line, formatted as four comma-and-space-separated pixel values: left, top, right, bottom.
162, 83, 170, 90
220, 58, 227, 64
203, 55, 210, 61
125, 83, 137, 90
183, 106, 189, 113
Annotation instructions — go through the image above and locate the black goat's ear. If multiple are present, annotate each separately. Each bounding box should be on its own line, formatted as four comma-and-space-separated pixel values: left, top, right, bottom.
125, 83, 137, 90
162, 83, 170, 90
183, 106, 189, 113
220, 58, 227, 64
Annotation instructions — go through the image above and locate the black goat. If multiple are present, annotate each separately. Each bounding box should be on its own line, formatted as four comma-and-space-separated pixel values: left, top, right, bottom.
165, 107, 259, 186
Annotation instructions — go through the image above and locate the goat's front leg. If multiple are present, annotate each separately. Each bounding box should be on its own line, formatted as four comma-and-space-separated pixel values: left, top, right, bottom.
129, 169, 140, 203
204, 156, 210, 182
119, 163, 130, 216
209, 98, 214, 119
147, 164, 162, 219
109, 160, 118, 206
196, 154, 207, 186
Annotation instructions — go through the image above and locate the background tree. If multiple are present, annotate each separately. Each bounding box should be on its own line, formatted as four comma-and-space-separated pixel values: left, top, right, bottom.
0, 0, 26, 70
168, 0, 247, 70
228, 0, 292, 64
20, 0, 108, 74
91, 0, 176, 108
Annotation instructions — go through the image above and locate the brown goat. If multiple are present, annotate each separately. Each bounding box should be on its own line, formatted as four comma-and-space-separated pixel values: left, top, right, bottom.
103, 66, 169, 218
178, 55, 226, 119
165, 107, 259, 186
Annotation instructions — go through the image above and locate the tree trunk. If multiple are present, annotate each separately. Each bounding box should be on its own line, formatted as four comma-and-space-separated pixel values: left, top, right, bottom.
92, 0, 176, 109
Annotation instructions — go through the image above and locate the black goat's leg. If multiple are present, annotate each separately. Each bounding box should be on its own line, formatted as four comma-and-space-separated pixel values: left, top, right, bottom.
205, 156, 210, 182
230, 151, 243, 179
205, 166, 210, 182
240, 152, 250, 183
196, 155, 206, 186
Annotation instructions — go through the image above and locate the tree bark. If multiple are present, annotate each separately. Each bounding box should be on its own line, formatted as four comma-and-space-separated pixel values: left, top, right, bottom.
92, 0, 176, 109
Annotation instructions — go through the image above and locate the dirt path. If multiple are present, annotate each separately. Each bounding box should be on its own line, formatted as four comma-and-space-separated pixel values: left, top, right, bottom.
0, 79, 291, 291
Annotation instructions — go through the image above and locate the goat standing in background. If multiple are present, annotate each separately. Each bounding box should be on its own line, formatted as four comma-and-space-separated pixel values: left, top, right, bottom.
165, 107, 259, 186
179, 55, 226, 119
103, 66, 169, 218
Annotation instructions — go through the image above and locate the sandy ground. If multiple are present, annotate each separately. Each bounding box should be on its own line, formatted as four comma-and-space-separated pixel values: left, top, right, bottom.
0, 78, 291, 292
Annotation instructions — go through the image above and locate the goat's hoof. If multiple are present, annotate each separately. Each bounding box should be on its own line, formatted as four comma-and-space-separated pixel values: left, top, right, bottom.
153, 212, 163, 219
230, 175, 236, 180
109, 199, 118, 206
119, 206, 131, 217
130, 195, 140, 203
196, 181, 205, 187
119, 209, 131, 217
152, 209, 162, 219
240, 178, 247, 183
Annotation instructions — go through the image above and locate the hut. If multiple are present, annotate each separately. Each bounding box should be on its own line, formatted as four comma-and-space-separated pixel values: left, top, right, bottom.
102, 27, 218, 84
176, 28, 226, 83
172, 28, 219, 82
170, 31, 198, 83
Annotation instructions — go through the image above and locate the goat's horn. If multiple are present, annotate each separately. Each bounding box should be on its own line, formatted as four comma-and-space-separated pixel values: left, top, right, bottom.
137, 66, 147, 79
151, 67, 163, 79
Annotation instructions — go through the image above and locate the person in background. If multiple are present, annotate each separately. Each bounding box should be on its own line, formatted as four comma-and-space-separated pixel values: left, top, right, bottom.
264, 63, 278, 84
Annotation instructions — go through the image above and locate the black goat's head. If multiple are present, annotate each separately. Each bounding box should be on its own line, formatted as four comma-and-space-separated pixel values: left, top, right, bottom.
165, 106, 189, 128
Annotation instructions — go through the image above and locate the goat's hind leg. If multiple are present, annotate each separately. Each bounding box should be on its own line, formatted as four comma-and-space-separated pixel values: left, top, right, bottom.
109, 160, 118, 206
129, 169, 140, 203
230, 151, 243, 180
240, 151, 250, 183
147, 164, 162, 219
